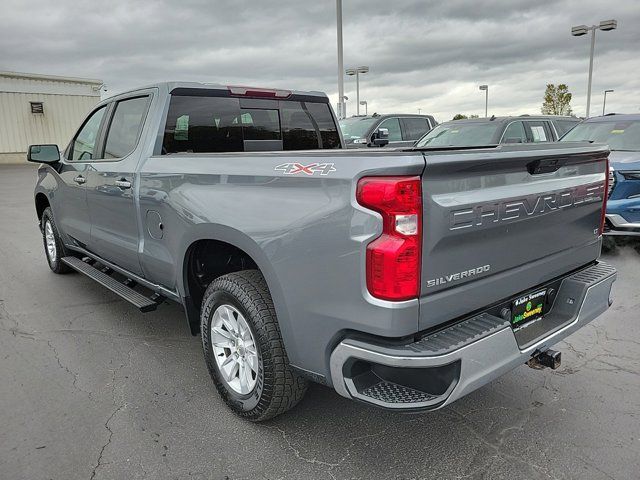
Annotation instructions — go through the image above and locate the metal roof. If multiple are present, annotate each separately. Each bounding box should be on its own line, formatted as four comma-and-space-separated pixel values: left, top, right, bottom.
0, 71, 103, 85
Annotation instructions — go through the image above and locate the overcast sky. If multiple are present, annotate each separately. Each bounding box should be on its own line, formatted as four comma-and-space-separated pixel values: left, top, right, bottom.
2, 0, 639, 121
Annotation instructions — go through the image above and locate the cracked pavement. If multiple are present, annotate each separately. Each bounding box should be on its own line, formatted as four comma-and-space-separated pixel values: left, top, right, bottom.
1, 164, 639, 480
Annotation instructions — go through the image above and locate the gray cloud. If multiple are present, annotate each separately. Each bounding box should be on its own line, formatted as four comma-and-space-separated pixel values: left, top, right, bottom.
1, 0, 638, 120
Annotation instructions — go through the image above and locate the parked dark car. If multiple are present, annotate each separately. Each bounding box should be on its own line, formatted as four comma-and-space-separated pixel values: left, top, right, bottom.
561, 114, 640, 237
415, 115, 581, 148
339, 113, 437, 148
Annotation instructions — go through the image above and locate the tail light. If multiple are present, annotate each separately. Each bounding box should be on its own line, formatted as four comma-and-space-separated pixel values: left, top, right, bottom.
227, 86, 291, 98
599, 157, 609, 236
356, 176, 422, 301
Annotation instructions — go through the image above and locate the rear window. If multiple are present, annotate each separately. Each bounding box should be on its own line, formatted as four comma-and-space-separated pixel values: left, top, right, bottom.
415, 122, 500, 148
162, 95, 340, 154
561, 120, 640, 151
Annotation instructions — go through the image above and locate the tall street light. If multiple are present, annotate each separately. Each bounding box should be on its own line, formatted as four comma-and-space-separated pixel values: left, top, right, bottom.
336, 0, 345, 119
571, 19, 618, 118
479, 85, 488, 117
346, 66, 369, 115
603, 89, 614, 115
359, 100, 368, 115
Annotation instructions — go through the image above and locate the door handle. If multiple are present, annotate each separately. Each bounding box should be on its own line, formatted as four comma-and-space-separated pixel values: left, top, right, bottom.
115, 179, 132, 189
73, 175, 86, 184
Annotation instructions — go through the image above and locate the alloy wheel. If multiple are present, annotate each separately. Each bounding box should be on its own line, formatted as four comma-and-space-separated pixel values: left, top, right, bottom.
210, 304, 259, 394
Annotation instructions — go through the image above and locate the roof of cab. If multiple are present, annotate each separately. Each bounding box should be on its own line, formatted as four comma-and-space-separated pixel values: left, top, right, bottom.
441, 115, 580, 125
101, 81, 328, 101
583, 113, 640, 122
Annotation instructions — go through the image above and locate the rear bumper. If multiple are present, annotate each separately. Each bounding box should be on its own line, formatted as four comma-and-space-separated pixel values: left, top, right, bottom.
329, 262, 616, 410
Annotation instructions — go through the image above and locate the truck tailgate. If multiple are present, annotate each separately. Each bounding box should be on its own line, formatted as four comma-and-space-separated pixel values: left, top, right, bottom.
418, 143, 608, 331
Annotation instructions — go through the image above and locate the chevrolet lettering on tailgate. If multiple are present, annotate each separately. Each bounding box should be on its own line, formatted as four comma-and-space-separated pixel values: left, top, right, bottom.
450, 183, 605, 231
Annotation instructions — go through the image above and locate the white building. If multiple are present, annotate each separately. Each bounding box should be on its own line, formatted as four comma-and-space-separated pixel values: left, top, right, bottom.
0, 71, 103, 164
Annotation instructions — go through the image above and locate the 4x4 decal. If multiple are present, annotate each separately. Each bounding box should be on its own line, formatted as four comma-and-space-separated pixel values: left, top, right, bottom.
275, 162, 336, 176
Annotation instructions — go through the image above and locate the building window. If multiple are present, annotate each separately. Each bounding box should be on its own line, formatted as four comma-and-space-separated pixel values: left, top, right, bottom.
30, 102, 44, 114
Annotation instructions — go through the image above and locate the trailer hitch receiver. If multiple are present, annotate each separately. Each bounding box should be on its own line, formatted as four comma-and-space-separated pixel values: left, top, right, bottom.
527, 349, 561, 370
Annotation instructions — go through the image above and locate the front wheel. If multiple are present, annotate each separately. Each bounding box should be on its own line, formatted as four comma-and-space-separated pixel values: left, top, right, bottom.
201, 270, 307, 421
41, 207, 72, 274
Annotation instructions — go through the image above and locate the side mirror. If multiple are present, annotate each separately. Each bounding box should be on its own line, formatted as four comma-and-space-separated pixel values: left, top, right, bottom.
372, 127, 390, 147
27, 144, 60, 164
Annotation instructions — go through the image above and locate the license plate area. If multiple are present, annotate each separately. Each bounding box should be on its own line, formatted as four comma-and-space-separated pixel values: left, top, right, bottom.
511, 289, 546, 329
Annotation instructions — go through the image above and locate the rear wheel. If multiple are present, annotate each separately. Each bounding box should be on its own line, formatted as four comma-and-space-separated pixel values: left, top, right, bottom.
41, 207, 72, 274
201, 270, 307, 421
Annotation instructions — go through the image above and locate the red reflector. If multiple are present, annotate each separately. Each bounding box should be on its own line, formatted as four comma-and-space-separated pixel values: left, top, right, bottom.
227, 86, 291, 98
599, 156, 609, 236
357, 176, 422, 301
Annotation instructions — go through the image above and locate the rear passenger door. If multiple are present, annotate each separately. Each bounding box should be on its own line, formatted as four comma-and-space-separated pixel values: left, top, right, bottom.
523, 120, 554, 143
400, 117, 432, 145
85, 92, 152, 275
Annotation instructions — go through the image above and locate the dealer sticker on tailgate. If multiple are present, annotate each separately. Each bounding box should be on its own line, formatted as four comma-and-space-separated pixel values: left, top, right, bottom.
511, 289, 546, 328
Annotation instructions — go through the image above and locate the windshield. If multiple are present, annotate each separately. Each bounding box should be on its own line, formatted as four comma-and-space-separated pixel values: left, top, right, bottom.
561, 120, 640, 151
339, 117, 378, 142
415, 122, 500, 147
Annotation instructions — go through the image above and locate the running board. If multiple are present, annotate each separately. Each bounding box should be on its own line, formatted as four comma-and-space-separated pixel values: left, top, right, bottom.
61, 256, 160, 312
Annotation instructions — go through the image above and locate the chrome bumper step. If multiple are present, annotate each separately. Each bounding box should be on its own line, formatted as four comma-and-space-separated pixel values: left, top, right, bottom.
330, 261, 617, 410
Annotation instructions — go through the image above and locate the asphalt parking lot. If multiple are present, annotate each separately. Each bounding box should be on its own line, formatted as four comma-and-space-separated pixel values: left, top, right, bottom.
1, 164, 639, 480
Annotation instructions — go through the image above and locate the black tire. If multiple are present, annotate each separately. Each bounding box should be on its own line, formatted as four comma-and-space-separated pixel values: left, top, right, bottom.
201, 270, 307, 421
41, 207, 72, 274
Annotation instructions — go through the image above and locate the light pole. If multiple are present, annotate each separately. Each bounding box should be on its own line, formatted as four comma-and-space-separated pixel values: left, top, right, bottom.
336, 0, 345, 119
359, 100, 368, 115
571, 19, 618, 118
603, 89, 614, 116
417, 108, 421, 115
479, 85, 488, 117
346, 66, 369, 115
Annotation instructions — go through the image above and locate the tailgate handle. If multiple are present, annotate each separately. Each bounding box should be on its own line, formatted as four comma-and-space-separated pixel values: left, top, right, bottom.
527, 158, 566, 175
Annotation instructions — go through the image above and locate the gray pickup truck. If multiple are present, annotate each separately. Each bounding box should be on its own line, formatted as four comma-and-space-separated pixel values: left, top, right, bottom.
29, 82, 615, 421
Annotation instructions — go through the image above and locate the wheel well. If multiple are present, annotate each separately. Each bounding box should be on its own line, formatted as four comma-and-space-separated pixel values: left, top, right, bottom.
35, 193, 50, 221
184, 239, 259, 334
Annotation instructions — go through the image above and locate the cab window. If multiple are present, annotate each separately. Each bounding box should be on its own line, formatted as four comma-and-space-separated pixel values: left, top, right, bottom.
402, 117, 430, 141
525, 121, 552, 143
501, 121, 527, 143
70, 106, 107, 161
104, 96, 150, 159
378, 118, 402, 142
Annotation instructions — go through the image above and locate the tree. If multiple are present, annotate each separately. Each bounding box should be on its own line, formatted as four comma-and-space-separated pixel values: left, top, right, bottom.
452, 114, 479, 120
452, 113, 467, 120
542, 84, 573, 115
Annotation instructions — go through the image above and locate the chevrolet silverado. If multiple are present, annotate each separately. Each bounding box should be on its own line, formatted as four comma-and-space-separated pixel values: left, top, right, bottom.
28, 82, 616, 421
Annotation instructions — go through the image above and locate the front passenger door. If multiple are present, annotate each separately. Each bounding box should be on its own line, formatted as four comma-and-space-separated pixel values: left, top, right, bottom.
54, 105, 107, 247
375, 117, 403, 147
500, 121, 527, 144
